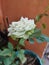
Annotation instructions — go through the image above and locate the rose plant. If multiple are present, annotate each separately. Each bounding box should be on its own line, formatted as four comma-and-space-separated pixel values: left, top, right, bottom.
0, 13, 49, 65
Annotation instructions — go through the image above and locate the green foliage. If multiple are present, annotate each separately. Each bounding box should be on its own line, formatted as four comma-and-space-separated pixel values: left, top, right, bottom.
19, 38, 25, 46
4, 52, 17, 65
17, 49, 26, 64
29, 28, 49, 44
8, 42, 13, 51
28, 28, 41, 44
40, 34, 49, 42
0, 42, 26, 65
35, 13, 49, 23
35, 14, 43, 22
36, 34, 49, 43
0, 42, 16, 65
29, 38, 34, 44
0, 49, 11, 56
42, 23, 46, 29
35, 13, 49, 29
30, 28, 41, 38
36, 36, 45, 43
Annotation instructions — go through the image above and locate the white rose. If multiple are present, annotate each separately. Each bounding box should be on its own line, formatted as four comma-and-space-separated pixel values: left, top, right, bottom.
8, 17, 36, 39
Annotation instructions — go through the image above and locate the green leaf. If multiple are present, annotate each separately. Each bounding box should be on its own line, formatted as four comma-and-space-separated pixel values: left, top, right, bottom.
3, 57, 12, 65
19, 39, 25, 46
30, 28, 41, 38
17, 50, 26, 64
0, 49, 11, 56
35, 14, 43, 22
18, 49, 25, 54
41, 34, 49, 42
36, 34, 49, 43
36, 37, 45, 43
34, 28, 41, 34
29, 38, 34, 44
0, 56, 5, 61
35, 13, 49, 23
8, 42, 13, 51
3, 51, 16, 65
42, 23, 46, 29
10, 52, 16, 62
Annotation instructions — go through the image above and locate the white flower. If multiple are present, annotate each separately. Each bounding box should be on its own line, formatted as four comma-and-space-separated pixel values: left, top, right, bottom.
8, 17, 36, 39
